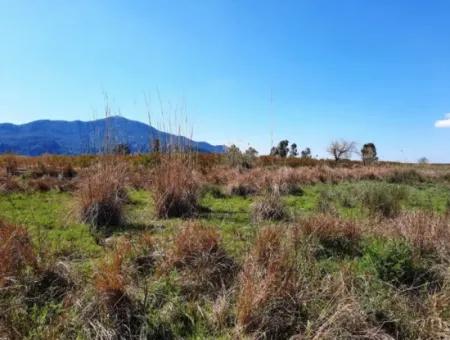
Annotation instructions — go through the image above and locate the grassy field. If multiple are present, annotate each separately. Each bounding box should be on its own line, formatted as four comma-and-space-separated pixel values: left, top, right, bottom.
1, 155, 450, 339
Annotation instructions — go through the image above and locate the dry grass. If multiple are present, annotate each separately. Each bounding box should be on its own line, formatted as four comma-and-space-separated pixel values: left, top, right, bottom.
236, 227, 392, 339
251, 191, 288, 223
75, 161, 127, 232
0, 176, 24, 194
300, 214, 362, 243
166, 222, 236, 297
152, 156, 200, 218
0, 220, 37, 287
93, 240, 141, 338
377, 211, 450, 257
236, 226, 306, 338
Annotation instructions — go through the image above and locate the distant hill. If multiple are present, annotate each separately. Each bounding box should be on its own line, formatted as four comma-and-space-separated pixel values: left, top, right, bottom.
0, 116, 226, 156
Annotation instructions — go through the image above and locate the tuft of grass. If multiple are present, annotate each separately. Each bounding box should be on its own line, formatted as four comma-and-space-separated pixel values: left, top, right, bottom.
165, 222, 237, 298
153, 156, 200, 218
75, 161, 127, 233
299, 214, 362, 258
0, 220, 37, 287
93, 240, 142, 338
251, 191, 288, 223
236, 226, 307, 338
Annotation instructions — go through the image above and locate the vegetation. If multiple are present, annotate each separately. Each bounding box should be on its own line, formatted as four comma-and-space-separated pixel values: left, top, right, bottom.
1, 153, 450, 338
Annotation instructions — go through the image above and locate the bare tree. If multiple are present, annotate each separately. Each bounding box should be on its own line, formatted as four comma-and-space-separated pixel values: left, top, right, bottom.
327, 140, 356, 162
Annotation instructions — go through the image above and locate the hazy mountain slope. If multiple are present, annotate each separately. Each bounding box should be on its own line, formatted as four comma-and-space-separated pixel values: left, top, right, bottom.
0, 116, 225, 155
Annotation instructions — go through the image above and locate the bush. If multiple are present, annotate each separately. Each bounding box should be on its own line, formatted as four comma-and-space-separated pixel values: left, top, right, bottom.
75, 162, 127, 233
363, 239, 438, 288
153, 157, 200, 218
166, 223, 236, 298
363, 183, 407, 218
251, 191, 288, 223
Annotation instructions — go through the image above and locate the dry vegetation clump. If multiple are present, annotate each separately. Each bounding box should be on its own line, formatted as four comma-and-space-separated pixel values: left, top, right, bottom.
299, 214, 363, 257
92, 240, 141, 338
75, 162, 128, 232
26, 262, 74, 307
165, 222, 237, 298
0, 220, 37, 287
2, 154, 19, 176
270, 167, 304, 195
251, 191, 288, 223
27, 175, 76, 192
416, 282, 450, 338
225, 168, 261, 196
236, 227, 393, 339
0, 176, 24, 194
153, 156, 200, 218
131, 233, 160, 275
61, 163, 77, 179
236, 226, 306, 338
377, 211, 450, 257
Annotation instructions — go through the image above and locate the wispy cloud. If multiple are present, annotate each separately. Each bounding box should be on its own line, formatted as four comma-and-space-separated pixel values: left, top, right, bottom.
435, 113, 450, 128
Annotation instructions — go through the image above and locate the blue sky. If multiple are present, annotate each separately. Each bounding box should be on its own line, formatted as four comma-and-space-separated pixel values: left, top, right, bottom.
1, 1, 449, 162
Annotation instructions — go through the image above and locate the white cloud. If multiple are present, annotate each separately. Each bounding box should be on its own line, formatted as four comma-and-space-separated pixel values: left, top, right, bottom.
435, 113, 450, 128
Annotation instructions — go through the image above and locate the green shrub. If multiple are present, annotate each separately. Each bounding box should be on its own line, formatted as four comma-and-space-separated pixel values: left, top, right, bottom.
363, 184, 407, 218
363, 239, 437, 288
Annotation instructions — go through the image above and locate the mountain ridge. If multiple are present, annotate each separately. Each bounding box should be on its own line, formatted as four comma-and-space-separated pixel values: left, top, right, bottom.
0, 116, 226, 156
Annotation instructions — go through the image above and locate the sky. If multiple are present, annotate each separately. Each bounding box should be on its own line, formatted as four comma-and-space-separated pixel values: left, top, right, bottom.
0, 1, 449, 162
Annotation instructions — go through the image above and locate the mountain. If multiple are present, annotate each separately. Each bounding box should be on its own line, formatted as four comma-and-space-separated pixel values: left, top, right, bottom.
0, 116, 226, 156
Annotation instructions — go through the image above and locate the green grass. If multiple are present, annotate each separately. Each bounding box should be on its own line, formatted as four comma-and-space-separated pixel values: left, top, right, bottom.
0, 191, 101, 259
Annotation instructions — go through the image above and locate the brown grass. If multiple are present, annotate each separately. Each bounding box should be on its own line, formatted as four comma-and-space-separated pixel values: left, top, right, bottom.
93, 240, 140, 338
0, 176, 24, 194
251, 191, 288, 223
236, 226, 306, 338
75, 161, 127, 231
152, 156, 200, 218
0, 220, 37, 287
376, 211, 450, 257
166, 222, 236, 297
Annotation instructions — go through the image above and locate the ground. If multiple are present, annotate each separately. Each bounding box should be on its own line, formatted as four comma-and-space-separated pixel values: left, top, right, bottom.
1, 159, 450, 339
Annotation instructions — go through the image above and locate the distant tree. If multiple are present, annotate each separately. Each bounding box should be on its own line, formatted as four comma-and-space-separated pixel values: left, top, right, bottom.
243, 146, 259, 168
418, 157, 429, 164
361, 143, 378, 165
226, 144, 243, 167
113, 143, 131, 155
245, 146, 258, 159
289, 143, 298, 157
270, 140, 290, 158
152, 138, 161, 153
327, 140, 356, 163
301, 147, 312, 158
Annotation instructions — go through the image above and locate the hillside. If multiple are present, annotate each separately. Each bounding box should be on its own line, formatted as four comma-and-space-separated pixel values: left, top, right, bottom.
0, 116, 226, 155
